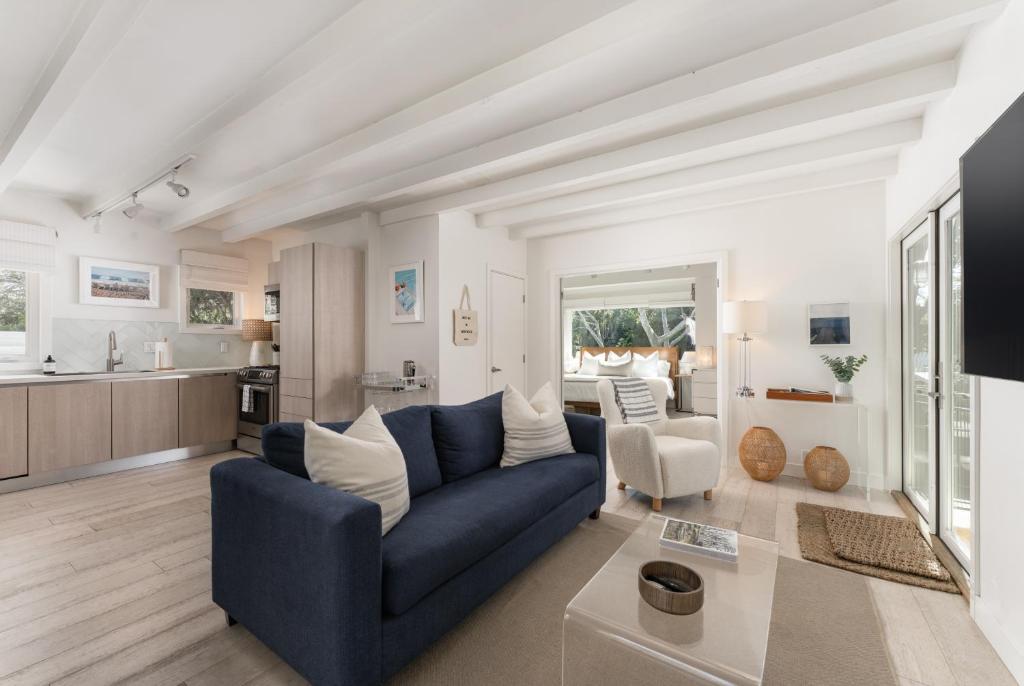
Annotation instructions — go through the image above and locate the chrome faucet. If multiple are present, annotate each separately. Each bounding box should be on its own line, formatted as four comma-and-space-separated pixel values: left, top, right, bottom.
106, 331, 123, 372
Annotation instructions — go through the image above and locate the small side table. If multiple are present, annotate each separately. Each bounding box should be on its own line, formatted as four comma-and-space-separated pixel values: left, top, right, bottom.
673, 373, 692, 412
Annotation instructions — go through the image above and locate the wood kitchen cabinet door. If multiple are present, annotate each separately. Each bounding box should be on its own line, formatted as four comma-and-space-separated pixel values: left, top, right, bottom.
280, 243, 314, 381
29, 382, 112, 474
111, 379, 179, 459
0, 386, 28, 479
179, 374, 237, 447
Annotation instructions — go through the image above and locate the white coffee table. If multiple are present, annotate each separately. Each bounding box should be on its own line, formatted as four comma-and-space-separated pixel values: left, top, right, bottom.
563, 516, 779, 686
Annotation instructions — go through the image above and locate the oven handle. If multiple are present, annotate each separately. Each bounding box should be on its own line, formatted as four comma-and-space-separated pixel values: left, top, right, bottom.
237, 383, 273, 394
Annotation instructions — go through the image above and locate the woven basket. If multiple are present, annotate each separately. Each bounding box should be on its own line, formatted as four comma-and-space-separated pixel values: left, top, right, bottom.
804, 445, 850, 492
739, 426, 786, 481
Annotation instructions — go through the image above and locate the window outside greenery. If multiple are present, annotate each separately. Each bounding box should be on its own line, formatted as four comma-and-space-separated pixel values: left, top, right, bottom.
0, 269, 27, 357
571, 306, 695, 357
187, 288, 236, 326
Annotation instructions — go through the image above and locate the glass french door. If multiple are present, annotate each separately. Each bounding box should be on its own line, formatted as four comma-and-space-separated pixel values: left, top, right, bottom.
900, 193, 974, 571
937, 193, 973, 567
902, 217, 937, 520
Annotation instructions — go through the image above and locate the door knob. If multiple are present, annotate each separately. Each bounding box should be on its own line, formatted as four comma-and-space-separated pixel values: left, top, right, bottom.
491, 366, 502, 373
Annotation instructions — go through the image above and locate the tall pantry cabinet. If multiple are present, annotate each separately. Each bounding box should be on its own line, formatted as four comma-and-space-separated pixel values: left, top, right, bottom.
278, 243, 364, 423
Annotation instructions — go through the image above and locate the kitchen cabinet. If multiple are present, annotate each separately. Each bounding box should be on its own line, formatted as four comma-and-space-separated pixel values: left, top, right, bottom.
112, 378, 179, 459
0, 386, 27, 479
179, 373, 237, 447
279, 243, 363, 422
29, 382, 112, 474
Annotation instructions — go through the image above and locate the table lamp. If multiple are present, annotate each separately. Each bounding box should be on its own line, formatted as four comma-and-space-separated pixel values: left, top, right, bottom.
242, 319, 274, 366
722, 301, 766, 398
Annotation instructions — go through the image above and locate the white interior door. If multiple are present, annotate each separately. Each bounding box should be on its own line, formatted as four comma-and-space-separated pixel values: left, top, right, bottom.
902, 216, 938, 525
488, 270, 526, 393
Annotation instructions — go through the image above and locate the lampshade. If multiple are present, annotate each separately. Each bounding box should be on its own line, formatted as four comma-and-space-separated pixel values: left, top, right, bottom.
697, 345, 716, 368
722, 301, 767, 335
681, 351, 697, 366
241, 319, 273, 342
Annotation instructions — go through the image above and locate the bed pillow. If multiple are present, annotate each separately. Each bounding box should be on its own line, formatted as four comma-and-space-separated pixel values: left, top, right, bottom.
597, 357, 632, 376
303, 406, 410, 535
656, 359, 671, 378
631, 351, 660, 377
564, 355, 581, 373
501, 383, 574, 467
578, 351, 603, 375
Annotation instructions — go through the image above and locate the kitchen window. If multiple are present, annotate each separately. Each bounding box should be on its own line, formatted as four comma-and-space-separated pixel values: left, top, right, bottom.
181, 286, 244, 333
0, 269, 40, 365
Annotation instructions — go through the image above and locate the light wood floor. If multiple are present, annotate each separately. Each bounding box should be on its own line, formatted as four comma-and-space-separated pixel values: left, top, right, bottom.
0, 452, 1014, 686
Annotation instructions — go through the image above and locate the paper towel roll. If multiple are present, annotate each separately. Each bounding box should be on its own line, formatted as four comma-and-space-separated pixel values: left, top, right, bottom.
154, 339, 174, 370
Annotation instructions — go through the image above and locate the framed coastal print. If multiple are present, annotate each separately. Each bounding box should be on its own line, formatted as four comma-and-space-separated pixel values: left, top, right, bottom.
808, 302, 850, 345
79, 257, 160, 308
390, 261, 424, 323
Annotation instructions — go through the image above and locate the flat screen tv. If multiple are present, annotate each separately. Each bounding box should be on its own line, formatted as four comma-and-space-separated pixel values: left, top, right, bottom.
961, 89, 1024, 382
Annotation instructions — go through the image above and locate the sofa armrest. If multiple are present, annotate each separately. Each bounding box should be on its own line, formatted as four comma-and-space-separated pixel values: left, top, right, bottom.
664, 416, 722, 449
211, 458, 382, 686
607, 424, 665, 498
564, 412, 607, 502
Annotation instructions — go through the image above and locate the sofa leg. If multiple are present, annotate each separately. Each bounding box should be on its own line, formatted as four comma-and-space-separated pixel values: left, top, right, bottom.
225, 611, 237, 627
589, 508, 600, 520
704, 489, 713, 501
652, 498, 662, 512
617, 481, 626, 490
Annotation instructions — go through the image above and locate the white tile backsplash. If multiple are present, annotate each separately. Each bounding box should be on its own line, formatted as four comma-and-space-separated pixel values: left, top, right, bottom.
51, 318, 248, 372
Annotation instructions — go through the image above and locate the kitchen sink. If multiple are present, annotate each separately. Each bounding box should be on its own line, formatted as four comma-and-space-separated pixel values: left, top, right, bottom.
52, 369, 157, 376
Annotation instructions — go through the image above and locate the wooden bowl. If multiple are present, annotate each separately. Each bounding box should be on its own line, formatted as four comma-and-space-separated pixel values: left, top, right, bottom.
638, 560, 704, 615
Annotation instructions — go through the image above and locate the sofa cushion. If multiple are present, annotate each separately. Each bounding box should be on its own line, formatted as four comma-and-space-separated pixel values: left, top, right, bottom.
263, 405, 442, 498
380, 452, 599, 616
430, 393, 504, 482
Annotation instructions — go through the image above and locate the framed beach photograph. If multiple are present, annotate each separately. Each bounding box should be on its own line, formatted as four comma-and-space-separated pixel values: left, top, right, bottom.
808, 302, 850, 345
390, 261, 424, 323
79, 257, 160, 308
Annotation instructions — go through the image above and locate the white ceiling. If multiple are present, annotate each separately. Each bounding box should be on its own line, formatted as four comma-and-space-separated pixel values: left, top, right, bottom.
0, 0, 1006, 241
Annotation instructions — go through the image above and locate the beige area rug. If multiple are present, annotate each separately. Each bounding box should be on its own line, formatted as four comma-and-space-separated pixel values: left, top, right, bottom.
390, 513, 896, 685
797, 502, 959, 593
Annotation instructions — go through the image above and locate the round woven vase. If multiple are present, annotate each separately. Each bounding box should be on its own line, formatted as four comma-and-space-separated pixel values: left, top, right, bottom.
738, 426, 786, 481
803, 445, 850, 492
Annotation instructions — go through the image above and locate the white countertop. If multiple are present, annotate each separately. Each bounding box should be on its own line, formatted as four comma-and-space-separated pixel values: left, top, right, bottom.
0, 366, 240, 386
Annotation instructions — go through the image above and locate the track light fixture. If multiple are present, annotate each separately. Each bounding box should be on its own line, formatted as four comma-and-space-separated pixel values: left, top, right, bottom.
81, 154, 196, 223
166, 172, 190, 198
122, 193, 144, 219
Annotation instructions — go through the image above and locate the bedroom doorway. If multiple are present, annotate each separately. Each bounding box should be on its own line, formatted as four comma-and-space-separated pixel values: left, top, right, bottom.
559, 262, 718, 418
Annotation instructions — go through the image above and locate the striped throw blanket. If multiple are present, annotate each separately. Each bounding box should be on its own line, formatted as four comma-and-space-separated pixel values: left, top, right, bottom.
611, 378, 659, 424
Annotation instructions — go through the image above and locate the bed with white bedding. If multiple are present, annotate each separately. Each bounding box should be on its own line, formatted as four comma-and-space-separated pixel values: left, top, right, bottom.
561, 346, 680, 413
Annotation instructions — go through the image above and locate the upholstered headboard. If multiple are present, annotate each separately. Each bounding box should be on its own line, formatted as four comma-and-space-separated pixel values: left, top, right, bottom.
578, 346, 680, 378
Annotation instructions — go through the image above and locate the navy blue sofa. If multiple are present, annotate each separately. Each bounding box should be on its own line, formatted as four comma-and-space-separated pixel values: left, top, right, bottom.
210, 392, 606, 685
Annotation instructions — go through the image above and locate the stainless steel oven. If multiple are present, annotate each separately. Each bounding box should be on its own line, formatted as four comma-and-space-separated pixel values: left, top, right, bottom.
237, 366, 279, 456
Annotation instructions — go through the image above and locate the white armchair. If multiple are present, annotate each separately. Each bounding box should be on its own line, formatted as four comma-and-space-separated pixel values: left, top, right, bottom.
597, 379, 722, 511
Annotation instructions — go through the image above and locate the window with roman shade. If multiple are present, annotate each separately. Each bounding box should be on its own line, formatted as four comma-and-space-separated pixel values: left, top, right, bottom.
0, 220, 55, 365
179, 249, 249, 333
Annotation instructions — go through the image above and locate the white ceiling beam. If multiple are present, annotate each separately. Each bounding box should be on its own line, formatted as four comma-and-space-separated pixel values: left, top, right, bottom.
0, 0, 147, 194
509, 158, 898, 240
188, 0, 999, 237
162, 0, 678, 233
477, 119, 921, 227
378, 62, 953, 225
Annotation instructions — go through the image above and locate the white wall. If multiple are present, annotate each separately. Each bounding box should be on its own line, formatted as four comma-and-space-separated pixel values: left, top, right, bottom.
526, 183, 888, 484
884, 2, 1024, 679
437, 211, 527, 404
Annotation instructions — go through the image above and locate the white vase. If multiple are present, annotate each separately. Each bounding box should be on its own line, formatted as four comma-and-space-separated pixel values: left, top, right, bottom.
834, 381, 853, 399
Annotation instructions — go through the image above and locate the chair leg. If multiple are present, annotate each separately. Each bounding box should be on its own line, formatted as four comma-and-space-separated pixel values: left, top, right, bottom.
617, 481, 626, 490
704, 489, 713, 501
652, 498, 662, 512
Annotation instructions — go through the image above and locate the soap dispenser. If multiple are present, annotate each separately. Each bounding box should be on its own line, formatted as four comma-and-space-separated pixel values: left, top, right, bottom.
42, 355, 57, 375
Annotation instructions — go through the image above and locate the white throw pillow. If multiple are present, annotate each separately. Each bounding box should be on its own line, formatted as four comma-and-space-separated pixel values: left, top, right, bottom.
607, 350, 632, 364
303, 406, 410, 535
597, 357, 632, 376
578, 351, 603, 376
501, 383, 574, 468
631, 351, 660, 377
656, 360, 671, 378
563, 355, 581, 374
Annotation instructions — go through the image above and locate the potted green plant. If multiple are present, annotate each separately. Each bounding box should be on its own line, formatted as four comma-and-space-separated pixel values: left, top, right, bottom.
820, 354, 867, 399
